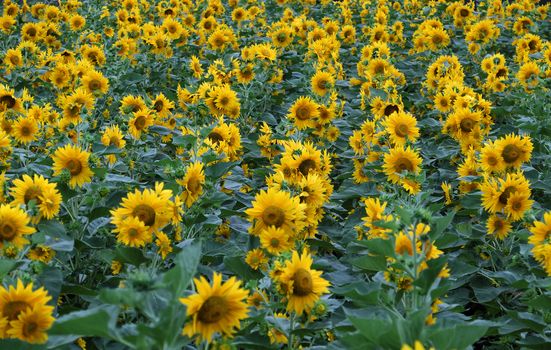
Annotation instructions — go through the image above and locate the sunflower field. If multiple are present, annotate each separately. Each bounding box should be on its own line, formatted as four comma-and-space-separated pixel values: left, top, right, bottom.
0, 0, 550, 349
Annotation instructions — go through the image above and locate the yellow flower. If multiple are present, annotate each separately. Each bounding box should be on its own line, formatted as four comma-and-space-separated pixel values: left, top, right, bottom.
177, 161, 205, 207
382, 146, 422, 184
114, 216, 152, 247
383, 111, 420, 146
128, 109, 153, 139
6, 305, 55, 344
494, 133, 533, 169
245, 187, 306, 237
0, 204, 35, 249
278, 250, 330, 315
529, 212, 551, 276
260, 226, 292, 255
27, 245, 55, 263
487, 215, 512, 240
245, 248, 268, 270
287, 96, 319, 130
82, 70, 109, 95
180, 272, 249, 343
155, 231, 172, 259
311, 71, 334, 96
51, 144, 94, 188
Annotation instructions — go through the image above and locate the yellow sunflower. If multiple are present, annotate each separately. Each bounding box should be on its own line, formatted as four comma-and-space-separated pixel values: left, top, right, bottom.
486, 215, 512, 240
480, 141, 506, 174
504, 191, 533, 221
6, 305, 55, 344
383, 111, 420, 146
311, 71, 334, 96
10, 174, 61, 220
245, 187, 306, 236
0, 279, 52, 327
128, 109, 153, 139
287, 96, 319, 130
494, 133, 533, 168
81, 70, 109, 95
177, 161, 205, 207
51, 144, 94, 188
245, 248, 268, 270
260, 226, 292, 255
0, 204, 35, 249
151, 93, 174, 118
114, 216, 151, 247
180, 272, 249, 343
27, 245, 55, 263
480, 172, 531, 214
382, 146, 422, 184
516, 61, 540, 89
278, 250, 330, 315
529, 211, 551, 275
110, 185, 173, 233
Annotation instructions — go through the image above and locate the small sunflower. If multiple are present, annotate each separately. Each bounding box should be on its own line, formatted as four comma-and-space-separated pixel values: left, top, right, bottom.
177, 161, 205, 207
114, 216, 152, 247
51, 144, 94, 188
0, 204, 35, 249
6, 305, 55, 344
384, 111, 420, 146
311, 71, 334, 96
486, 215, 512, 240
278, 250, 330, 315
128, 109, 153, 139
529, 212, 551, 275
287, 96, 319, 130
494, 133, 533, 168
260, 226, 292, 255
180, 272, 249, 343
382, 146, 422, 184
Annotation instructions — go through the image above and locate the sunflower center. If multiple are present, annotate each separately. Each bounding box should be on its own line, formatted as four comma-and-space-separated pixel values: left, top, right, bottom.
270, 238, 280, 248
494, 218, 504, 230
395, 124, 409, 137
208, 131, 224, 144
262, 206, 286, 227
298, 159, 316, 176
395, 157, 414, 173
460, 8, 469, 17
295, 106, 311, 121
128, 228, 139, 237
187, 177, 202, 193
384, 105, 399, 116
317, 79, 327, 90
3, 301, 30, 321
66, 159, 83, 176
0, 95, 16, 108
292, 268, 313, 296
198, 296, 228, 324
499, 186, 516, 205
132, 204, 156, 226
20, 125, 31, 136
24, 186, 43, 204
154, 100, 164, 112
277, 33, 287, 43
512, 200, 522, 211
487, 156, 498, 166
134, 115, 146, 130
23, 321, 39, 337
89, 80, 101, 91
496, 68, 507, 78
109, 136, 121, 147
502, 144, 520, 163
460, 118, 475, 132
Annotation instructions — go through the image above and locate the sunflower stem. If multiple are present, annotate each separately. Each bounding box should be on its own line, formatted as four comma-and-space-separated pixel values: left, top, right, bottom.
288, 312, 295, 349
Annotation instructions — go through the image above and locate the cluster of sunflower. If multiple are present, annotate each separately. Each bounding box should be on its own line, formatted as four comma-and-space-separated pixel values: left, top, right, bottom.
0, 280, 55, 344
0, 0, 550, 348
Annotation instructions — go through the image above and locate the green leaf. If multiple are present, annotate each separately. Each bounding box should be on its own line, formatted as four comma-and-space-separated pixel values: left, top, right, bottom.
428, 323, 488, 349
114, 246, 149, 265
224, 255, 263, 280
163, 239, 202, 297
0, 259, 21, 279
351, 255, 387, 271
49, 305, 120, 338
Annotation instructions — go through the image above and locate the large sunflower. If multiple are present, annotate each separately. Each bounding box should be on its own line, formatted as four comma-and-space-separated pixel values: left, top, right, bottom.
384, 111, 420, 146
0, 204, 35, 249
177, 161, 205, 207
245, 187, 306, 237
494, 133, 533, 169
180, 273, 249, 343
6, 305, 55, 344
287, 96, 319, 130
0, 280, 52, 326
51, 144, 94, 188
110, 186, 173, 233
481, 172, 531, 214
382, 146, 422, 184
277, 250, 330, 315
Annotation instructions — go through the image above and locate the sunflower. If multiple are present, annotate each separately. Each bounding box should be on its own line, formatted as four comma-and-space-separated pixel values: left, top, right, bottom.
486, 215, 512, 240
0, 280, 52, 325
6, 305, 55, 344
395, 231, 414, 255
260, 226, 292, 255
245, 248, 268, 270
82, 70, 109, 95
504, 191, 533, 221
271, 26, 294, 48
311, 71, 334, 96
151, 93, 174, 118
383, 146, 422, 184
516, 61, 540, 89
101, 125, 126, 149
245, 187, 306, 237
278, 250, 330, 315
287, 96, 319, 130
0, 85, 22, 113
155, 231, 172, 259
10, 174, 60, 217
110, 185, 173, 233
12, 117, 38, 144
4, 48, 23, 70
480, 141, 505, 174
114, 216, 151, 247
120, 95, 146, 114
480, 173, 531, 214
0, 204, 35, 249
529, 212, 551, 275
51, 144, 94, 188
37, 187, 62, 220
384, 111, 420, 146
189, 55, 203, 78
69, 14, 86, 31
128, 109, 153, 139
298, 173, 331, 209
180, 272, 249, 343
27, 245, 55, 263
494, 134, 533, 168
177, 161, 205, 207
